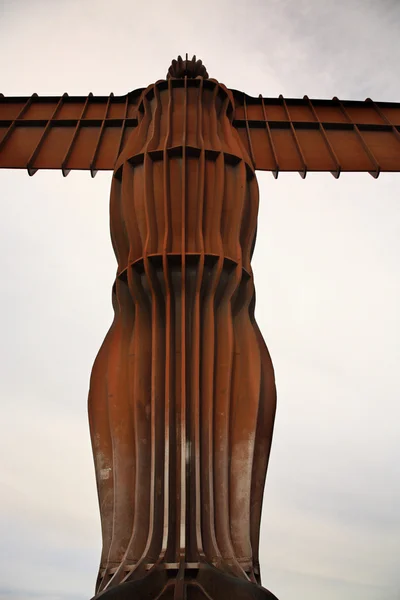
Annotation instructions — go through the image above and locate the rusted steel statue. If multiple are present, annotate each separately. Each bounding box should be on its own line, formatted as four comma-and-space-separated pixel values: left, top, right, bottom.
89, 58, 277, 599
2, 55, 400, 599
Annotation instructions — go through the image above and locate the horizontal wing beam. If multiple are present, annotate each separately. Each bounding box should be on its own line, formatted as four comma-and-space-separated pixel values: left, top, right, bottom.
2, 89, 400, 177
0, 91, 142, 175
232, 92, 400, 177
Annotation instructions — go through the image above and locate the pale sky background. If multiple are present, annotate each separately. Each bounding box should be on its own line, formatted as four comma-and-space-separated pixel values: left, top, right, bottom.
0, 1, 399, 599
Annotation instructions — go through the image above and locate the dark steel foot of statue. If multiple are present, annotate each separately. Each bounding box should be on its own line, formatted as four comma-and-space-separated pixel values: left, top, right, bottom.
91, 564, 279, 599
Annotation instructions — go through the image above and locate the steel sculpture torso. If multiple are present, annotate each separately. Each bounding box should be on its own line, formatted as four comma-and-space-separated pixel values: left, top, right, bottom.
2, 55, 400, 600
89, 70, 277, 599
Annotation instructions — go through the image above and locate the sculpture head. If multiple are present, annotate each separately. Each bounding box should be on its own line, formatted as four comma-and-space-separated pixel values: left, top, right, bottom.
167, 54, 209, 79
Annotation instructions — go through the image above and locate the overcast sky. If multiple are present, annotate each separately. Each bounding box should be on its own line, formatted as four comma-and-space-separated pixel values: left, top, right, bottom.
0, 1, 399, 599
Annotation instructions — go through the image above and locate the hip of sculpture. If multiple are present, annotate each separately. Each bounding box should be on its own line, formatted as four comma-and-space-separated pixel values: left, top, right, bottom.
88, 57, 277, 599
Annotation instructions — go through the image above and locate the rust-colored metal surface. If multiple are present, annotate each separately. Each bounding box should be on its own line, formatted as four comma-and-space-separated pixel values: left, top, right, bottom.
2, 87, 400, 177
232, 92, 400, 177
0, 91, 142, 176
2, 55, 400, 600
89, 60, 277, 600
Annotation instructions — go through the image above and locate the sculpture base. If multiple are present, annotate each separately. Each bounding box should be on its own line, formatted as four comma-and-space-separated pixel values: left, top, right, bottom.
92, 564, 279, 599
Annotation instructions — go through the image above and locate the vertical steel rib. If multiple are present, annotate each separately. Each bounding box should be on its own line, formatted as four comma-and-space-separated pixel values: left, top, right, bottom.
115, 96, 130, 162
61, 93, 93, 176
279, 95, 308, 178
0, 94, 38, 153
303, 95, 342, 178
161, 76, 173, 563
334, 97, 381, 177
193, 75, 205, 560
99, 166, 135, 592
134, 84, 164, 570
243, 96, 256, 167
26, 93, 68, 175
212, 129, 240, 572
259, 95, 279, 178
205, 82, 225, 568
179, 75, 188, 565
90, 93, 113, 177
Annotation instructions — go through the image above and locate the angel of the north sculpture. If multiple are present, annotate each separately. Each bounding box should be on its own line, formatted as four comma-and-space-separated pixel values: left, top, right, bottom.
1, 55, 400, 600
